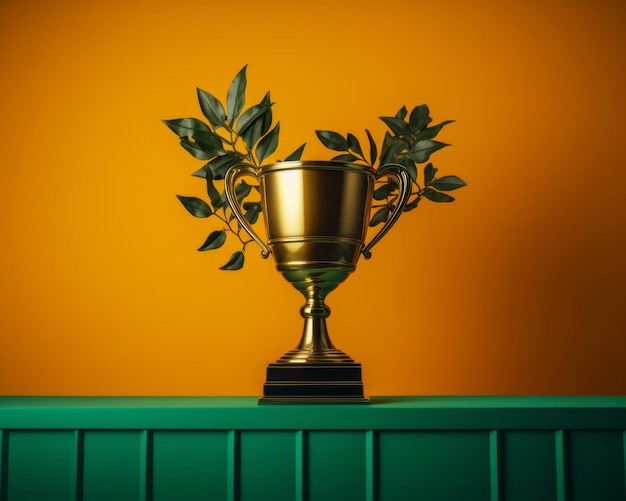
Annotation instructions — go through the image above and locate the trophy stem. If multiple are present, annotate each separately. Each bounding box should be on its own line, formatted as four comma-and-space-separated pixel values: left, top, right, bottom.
277, 285, 354, 363
260, 283, 368, 403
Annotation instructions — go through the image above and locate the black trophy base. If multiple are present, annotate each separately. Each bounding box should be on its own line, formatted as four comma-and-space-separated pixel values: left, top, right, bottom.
258, 363, 370, 404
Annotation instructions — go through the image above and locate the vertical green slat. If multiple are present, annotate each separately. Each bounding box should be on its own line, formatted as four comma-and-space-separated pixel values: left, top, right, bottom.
152, 431, 230, 501
379, 431, 490, 500
0, 430, 8, 501
82, 430, 145, 501
295, 430, 308, 501
366, 430, 379, 501
308, 431, 367, 501
623, 430, 626, 499
489, 430, 501, 501
227, 430, 240, 501
555, 430, 568, 501
239, 430, 295, 501
139, 430, 153, 501
75, 430, 85, 501
6, 430, 78, 501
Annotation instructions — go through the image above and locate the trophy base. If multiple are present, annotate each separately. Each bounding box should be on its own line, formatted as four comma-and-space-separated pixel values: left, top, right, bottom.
258, 363, 370, 404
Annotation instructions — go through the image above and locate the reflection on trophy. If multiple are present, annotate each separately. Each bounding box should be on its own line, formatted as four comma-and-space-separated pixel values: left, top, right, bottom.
225, 161, 411, 403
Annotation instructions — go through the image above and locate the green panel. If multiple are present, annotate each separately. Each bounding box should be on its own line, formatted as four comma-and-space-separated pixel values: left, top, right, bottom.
501, 430, 557, 501
308, 431, 366, 501
152, 430, 229, 501
569, 430, 625, 501
82, 430, 146, 501
379, 431, 490, 500
489, 430, 501, 500
1, 429, 7, 501
240, 430, 296, 501
6, 430, 77, 501
555, 430, 568, 501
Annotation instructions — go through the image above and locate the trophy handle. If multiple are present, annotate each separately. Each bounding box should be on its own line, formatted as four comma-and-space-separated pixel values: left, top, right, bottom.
224, 163, 271, 258
362, 163, 412, 259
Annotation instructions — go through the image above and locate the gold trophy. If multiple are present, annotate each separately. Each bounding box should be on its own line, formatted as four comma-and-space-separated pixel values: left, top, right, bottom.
225, 161, 411, 403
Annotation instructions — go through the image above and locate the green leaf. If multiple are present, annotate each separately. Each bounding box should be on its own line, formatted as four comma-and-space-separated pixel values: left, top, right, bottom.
242, 118, 264, 151
416, 120, 455, 141
256, 123, 280, 163
198, 230, 226, 251
395, 106, 408, 120
408, 140, 449, 163
207, 153, 243, 180
365, 129, 378, 166
180, 135, 224, 159
347, 133, 363, 157
236, 92, 272, 135
226, 205, 236, 223
369, 206, 391, 227
164, 118, 224, 158
398, 156, 418, 183
424, 187, 455, 203
408, 104, 432, 132
259, 102, 273, 136
191, 164, 208, 178
243, 201, 262, 224
424, 163, 437, 185
430, 175, 467, 191
369, 206, 390, 226
373, 183, 395, 200
220, 251, 245, 270
331, 153, 359, 163
196, 88, 226, 128
205, 169, 225, 209
382, 130, 393, 148
163, 117, 210, 138
226, 65, 247, 123
235, 180, 253, 204
284, 143, 306, 161
380, 137, 409, 165
163, 118, 222, 151
403, 197, 420, 212
179, 138, 214, 160
316, 130, 348, 151
380, 116, 412, 137
176, 195, 212, 217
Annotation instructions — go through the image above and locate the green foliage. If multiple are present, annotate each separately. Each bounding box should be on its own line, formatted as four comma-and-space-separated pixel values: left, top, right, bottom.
315, 104, 467, 225
176, 195, 212, 218
163, 66, 306, 270
219, 251, 245, 270
198, 230, 226, 251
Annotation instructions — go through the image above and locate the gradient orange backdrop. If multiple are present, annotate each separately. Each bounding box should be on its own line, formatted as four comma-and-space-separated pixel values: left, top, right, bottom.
1, 0, 625, 396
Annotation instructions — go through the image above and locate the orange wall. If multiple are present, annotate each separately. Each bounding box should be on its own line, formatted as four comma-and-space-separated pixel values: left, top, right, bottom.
1, 0, 625, 396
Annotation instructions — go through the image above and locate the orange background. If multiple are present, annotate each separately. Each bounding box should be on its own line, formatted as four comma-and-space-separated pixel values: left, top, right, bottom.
1, 0, 625, 396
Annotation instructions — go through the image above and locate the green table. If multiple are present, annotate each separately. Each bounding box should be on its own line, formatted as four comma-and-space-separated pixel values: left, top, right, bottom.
1, 396, 625, 500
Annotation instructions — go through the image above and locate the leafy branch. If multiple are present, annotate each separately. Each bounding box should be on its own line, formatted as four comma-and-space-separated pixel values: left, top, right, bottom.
163, 65, 306, 270
316, 104, 467, 226
165, 67, 468, 271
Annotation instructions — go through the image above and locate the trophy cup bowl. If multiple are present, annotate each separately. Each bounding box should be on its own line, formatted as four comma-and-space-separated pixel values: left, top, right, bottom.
225, 161, 411, 403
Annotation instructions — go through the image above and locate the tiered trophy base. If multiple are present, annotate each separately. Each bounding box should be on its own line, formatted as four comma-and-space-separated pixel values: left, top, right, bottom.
258, 363, 370, 404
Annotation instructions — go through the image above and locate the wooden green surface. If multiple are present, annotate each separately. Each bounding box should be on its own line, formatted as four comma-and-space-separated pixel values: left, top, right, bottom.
1, 396, 625, 430
0, 396, 624, 500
